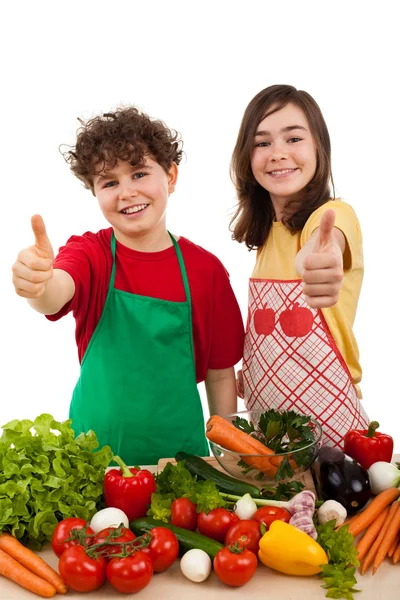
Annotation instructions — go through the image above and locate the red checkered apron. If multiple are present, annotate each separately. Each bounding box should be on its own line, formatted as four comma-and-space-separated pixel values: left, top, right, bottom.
243, 278, 369, 448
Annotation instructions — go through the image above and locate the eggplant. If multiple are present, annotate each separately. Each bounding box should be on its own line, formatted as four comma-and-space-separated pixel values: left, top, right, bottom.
315, 446, 371, 514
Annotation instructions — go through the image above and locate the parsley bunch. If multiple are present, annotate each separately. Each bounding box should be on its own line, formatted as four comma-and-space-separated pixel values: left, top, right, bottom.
317, 520, 360, 600
232, 409, 316, 480
147, 461, 225, 521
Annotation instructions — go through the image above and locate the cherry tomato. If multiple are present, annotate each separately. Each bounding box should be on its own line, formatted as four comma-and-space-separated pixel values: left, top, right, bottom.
51, 517, 94, 558
252, 506, 291, 530
170, 498, 198, 531
107, 551, 153, 594
141, 527, 179, 572
224, 519, 262, 555
58, 545, 106, 592
214, 546, 258, 587
197, 508, 240, 543
93, 526, 136, 557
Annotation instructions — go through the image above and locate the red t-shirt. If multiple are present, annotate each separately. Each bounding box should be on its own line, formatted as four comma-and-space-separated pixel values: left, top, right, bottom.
47, 228, 245, 382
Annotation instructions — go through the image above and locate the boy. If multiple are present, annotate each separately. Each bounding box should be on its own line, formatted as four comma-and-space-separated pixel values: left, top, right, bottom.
12, 107, 244, 465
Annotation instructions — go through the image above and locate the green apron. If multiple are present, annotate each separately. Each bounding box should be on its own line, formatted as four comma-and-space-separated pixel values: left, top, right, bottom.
69, 232, 209, 465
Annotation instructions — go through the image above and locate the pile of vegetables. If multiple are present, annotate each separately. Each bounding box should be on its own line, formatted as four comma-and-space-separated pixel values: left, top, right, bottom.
0, 414, 113, 549
1, 408, 399, 599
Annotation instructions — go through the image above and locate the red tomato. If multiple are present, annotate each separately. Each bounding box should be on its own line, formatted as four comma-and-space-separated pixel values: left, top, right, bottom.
141, 527, 179, 572
170, 498, 198, 531
107, 551, 153, 594
214, 546, 258, 587
197, 508, 240, 543
58, 545, 106, 592
51, 517, 94, 558
225, 519, 262, 555
252, 506, 291, 530
93, 526, 136, 557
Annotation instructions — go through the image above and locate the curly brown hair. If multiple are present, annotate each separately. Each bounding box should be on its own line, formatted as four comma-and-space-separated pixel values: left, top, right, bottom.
62, 107, 183, 193
230, 85, 334, 250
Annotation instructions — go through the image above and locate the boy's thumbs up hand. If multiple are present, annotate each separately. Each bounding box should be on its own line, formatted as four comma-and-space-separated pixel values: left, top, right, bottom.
12, 215, 55, 299
302, 209, 344, 309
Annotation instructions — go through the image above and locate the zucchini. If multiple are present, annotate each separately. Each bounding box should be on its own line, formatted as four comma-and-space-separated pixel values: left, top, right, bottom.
175, 451, 262, 498
130, 517, 223, 559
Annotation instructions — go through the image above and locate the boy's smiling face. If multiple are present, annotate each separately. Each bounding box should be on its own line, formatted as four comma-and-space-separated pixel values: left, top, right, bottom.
93, 157, 177, 247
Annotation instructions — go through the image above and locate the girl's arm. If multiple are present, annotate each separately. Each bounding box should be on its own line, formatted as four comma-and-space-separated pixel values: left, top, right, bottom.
295, 209, 345, 309
205, 367, 238, 416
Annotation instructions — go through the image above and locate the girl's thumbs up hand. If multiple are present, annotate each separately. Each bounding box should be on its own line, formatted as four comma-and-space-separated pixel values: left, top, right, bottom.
302, 209, 344, 309
12, 215, 55, 299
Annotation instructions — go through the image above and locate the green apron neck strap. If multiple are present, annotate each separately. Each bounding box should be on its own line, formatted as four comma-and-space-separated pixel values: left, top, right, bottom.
110, 231, 117, 288
110, 231, 192, 307
168, 232, 192, 308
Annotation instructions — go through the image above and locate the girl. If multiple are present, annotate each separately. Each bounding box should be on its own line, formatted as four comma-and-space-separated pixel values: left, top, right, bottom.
231, 84, 369, 447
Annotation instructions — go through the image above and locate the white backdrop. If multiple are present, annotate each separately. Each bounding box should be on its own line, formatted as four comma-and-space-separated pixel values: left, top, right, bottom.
1, 1, 399, 451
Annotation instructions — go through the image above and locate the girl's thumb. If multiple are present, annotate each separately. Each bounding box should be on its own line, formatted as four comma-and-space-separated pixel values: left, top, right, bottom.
317, 209, 336, 249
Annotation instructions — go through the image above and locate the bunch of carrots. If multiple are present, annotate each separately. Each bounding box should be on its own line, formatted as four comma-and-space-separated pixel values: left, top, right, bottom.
343, 487, 400, 574
206, 415, 278, 477
0, 533, 67, 597
206, 415, 297, 478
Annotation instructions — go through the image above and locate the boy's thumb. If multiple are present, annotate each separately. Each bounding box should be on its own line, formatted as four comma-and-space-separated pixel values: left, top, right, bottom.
31, 214, 53, 256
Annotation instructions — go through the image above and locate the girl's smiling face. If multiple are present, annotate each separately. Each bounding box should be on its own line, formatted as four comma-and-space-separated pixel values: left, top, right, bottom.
251, 102, 317, 217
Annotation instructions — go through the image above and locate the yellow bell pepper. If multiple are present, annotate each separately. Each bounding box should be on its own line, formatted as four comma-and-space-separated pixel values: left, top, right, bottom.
258, 521, 328, 576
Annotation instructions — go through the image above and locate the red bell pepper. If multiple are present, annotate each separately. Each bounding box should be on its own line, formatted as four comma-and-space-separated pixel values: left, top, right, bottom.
343, 421, 393, 469
104, 456, 156, 521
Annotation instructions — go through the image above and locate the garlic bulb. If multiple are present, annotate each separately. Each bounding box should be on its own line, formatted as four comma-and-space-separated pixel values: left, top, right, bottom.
317, 500, 347, 528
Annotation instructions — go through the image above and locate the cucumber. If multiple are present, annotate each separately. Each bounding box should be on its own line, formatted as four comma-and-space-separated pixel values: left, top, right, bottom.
175, 451, 262, 498
130, 517, 223, 559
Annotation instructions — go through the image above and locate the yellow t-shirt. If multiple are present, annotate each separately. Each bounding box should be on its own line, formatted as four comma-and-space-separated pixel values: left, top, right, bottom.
252, 199, 363, 392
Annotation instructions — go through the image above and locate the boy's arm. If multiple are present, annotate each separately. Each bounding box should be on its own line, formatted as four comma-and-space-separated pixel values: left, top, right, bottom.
205, 367, 237, 416
295, 209, 344, 309
27, 269, 75, 315
12, 215, 75, 315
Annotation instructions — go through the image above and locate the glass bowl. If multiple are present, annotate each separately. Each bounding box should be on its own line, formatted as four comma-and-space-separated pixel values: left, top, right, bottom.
209, 410, 322, 485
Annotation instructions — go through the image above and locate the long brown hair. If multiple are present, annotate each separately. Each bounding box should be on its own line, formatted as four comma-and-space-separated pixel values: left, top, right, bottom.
230, 85, 334, 250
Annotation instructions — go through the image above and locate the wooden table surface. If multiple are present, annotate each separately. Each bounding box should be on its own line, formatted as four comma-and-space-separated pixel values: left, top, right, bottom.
1, 457, 400, 599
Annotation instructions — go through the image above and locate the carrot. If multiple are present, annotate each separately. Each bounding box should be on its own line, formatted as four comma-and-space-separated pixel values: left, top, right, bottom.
360, 500, 399, 575
372, 501, 400, 574
388, 532, 400, 558
348, 487, 400, 538
0, 548, 56, 598
355, 506, 389, 561
0, 534, 67, 594
206, 415, 277, 476
207, 415, 276, 455
393, 541, 400, 564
